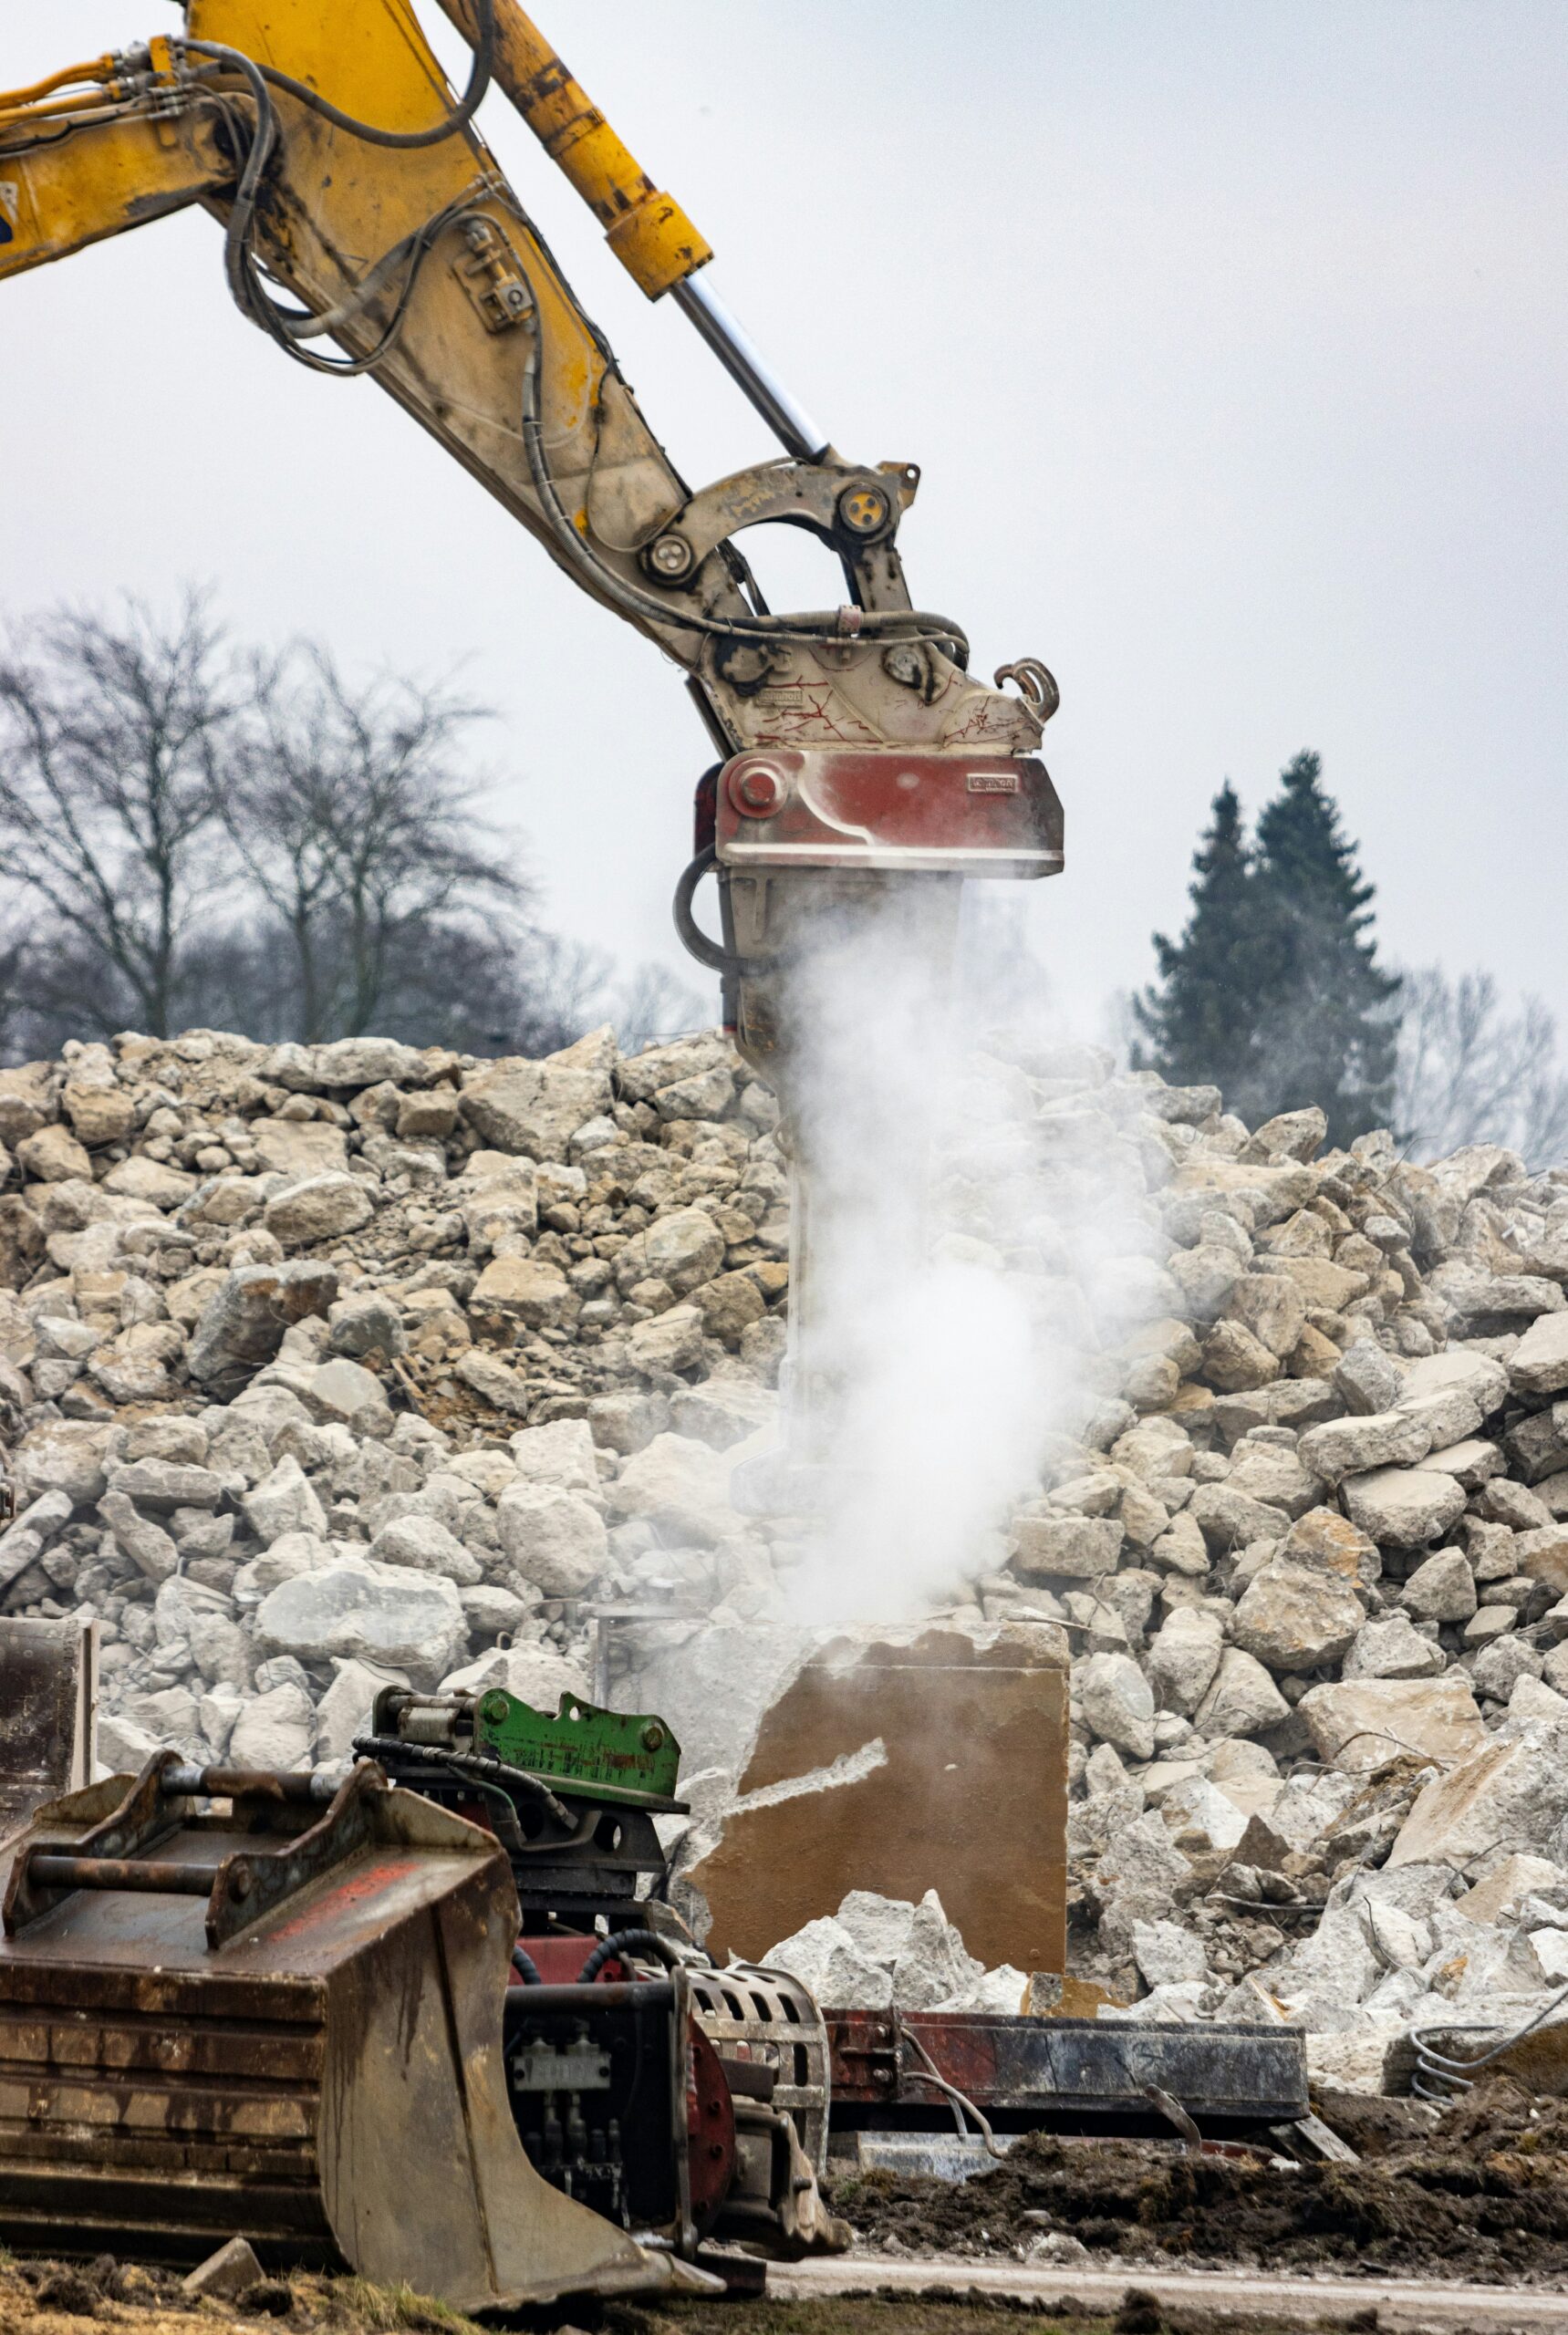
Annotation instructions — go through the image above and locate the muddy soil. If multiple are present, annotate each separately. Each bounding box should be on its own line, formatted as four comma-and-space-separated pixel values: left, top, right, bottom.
824, 2079, 1568, 2284
0, 2259, 1364, 2335
620, 2301, 1372, 2335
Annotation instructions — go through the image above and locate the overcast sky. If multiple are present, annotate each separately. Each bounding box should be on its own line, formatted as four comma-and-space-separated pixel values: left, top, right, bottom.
5, 2, 1564, 1043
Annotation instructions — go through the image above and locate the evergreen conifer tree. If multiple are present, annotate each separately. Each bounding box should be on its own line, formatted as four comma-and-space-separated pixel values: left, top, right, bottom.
1132, 782, 1263, 1101
1249, 751, 1400, 1147
1136, 753, 1400, 1146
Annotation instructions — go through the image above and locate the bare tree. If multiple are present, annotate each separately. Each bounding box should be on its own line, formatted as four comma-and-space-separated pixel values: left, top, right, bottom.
0, 596, 242, 1038
1395, 965, 1568, 1168
226, 648, 529, 1041
0, 919, 38, 1063
0, 596, 710, 1064
613, 960, 705, 1054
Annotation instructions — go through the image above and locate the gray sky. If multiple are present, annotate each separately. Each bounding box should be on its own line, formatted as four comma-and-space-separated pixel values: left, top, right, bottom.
5, 2, 1564, 1042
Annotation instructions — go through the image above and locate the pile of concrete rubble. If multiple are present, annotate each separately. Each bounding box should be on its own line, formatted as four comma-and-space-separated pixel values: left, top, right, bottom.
4, 1022, 1568, 2085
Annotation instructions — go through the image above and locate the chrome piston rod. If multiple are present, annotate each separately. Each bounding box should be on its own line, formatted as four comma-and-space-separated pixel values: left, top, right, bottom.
673, 270, 830, 463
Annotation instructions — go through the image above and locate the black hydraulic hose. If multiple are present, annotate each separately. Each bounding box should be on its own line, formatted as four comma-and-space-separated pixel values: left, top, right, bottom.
183, 42, 275, 323
350, 1734, 573, 1829
577, 1927, 683, 1984
511, 1944, 542, 1987
246, 0, 494, 149
673, 844, 751, 978
186, 2, 494, 373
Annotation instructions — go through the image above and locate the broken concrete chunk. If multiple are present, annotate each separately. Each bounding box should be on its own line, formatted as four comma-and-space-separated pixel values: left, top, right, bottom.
834, 1889, 919, 1969
1454, 1852, 1568, 1926
1075, 1651, 1156, 1759
1298, 1674, 1486, 1774
508, 1416, 600, 1492
242, 1454, 328, 1546
1275, 1505, 1381, 1592
1297, 1409, 1432, 1486
1145, 1604, 1224, 1715
182, 2239, 264, 2302
495, 1482, 607, 1596
1193, 1645, 1290, 1739
1400, 1547, 1478, 1624
1231, 1559, 1365, 1675
1511, 1315, 1568, 1399
1341, 1465, 1468, 1548
1341, 1611, 1448, 1681
891, 1889, 985, 2011
1391, 1718, 1568, 1870
254, 1558, 465, 1689
264, 1172, 374, 1246
97, 1489, 179, 1584
188, 1260, 338, 1390
763, 1915, 893, 2010
1012, 1513, 1124, 1581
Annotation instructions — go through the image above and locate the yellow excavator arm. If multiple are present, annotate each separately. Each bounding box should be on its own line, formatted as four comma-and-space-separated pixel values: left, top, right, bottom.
0, 1, 1012, 729
1, 1, 1063, 1479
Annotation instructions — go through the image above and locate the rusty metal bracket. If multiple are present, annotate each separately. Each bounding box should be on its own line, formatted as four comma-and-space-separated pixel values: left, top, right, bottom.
5, 1752, 393, 1947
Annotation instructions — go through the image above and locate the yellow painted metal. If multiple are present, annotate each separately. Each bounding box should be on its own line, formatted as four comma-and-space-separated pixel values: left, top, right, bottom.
0, 0, 743, 663
192, 0, 465, 137
0, 107, 232, 280
0, 58, 118, 113
431, 0, 712, 297
171, 0, 710, 638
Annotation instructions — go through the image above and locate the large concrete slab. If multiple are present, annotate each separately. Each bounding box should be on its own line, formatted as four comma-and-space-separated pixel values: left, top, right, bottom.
687, 1620, 1068, 1979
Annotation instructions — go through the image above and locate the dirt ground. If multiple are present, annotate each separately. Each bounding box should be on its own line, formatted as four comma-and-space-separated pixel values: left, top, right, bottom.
5, 2085, 1568, 2335
0, 2259, 482, 2335
823, 2078, 1568, 2284
0, 2249, 1411, 2335
0, 2255, 1350, 2335
617, 2299, 1374, 2335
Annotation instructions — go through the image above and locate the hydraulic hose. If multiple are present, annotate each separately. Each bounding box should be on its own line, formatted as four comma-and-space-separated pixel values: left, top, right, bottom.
247, 0, 494, 150
576, 1927, 683, 1984
673, 844, 751, 979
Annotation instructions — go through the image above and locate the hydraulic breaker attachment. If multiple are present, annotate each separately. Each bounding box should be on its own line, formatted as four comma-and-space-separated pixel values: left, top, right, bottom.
0, 1755, 682, 2307
674, 735, 1064, 1510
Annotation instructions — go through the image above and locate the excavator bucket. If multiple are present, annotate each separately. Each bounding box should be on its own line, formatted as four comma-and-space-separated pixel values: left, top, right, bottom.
0, 1755, 673, 2309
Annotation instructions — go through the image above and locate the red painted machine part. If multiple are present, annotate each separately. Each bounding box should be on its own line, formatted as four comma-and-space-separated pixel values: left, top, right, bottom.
686, 2012, 738, 2233
713, 747, 1064, 877
505, 1933, 626, 1985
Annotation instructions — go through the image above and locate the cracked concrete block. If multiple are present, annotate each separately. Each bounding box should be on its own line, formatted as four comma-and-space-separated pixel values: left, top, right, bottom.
1300, 1674, 1485, 1775
1132, 1918, 1210, 1989
835, 1889, 919, 1970
1391, 1717, 1568, 1870
1193, 1645, 1290, 1740
763, 1915, 892, 2010
1075, 1651, 1156, 1759
891, 1889, 984, 2011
